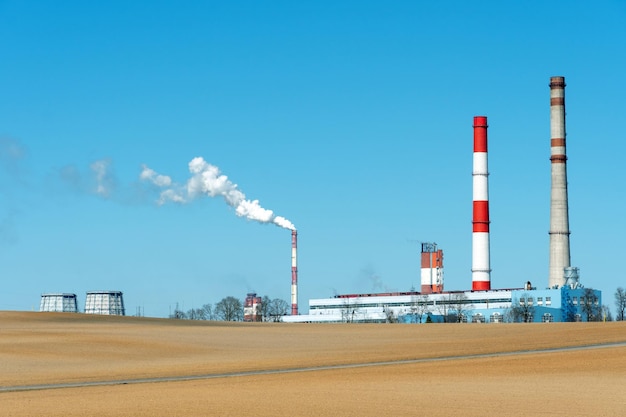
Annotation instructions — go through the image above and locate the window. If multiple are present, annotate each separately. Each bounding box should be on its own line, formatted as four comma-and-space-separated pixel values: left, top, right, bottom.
490, 313, 503, 323
472, 314, 485, 323
542, 313, 553, 323
546, 297, 552, 306
519, 297, 525, 305
573, 297, 578, 305
537, 297, 543, 306
528, 297, 534, 305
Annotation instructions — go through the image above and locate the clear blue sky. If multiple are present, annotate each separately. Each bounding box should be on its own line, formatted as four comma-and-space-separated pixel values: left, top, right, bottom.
1, 1, 624, 317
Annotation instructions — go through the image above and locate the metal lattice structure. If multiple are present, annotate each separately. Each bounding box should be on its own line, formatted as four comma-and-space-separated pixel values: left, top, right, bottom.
84, 291, 125, 315
40, 293, 78, 313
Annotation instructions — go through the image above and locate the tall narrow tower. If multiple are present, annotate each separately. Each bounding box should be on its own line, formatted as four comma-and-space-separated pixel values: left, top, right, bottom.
291, 230, 298, 315
420, 242, 444, 293
472, 116, 491, 291
548, 76, 571, 288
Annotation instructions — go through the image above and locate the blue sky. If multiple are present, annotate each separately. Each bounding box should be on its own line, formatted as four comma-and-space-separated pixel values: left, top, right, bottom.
1, 1, 624, 317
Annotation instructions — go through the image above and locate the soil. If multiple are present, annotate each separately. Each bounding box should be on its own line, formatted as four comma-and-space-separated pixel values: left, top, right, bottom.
1, 311, 625, 416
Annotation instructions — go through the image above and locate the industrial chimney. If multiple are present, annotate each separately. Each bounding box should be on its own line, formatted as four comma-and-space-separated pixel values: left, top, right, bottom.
291, 230, 298, 315
472, 116, 491, 290
548, 76, 571, 288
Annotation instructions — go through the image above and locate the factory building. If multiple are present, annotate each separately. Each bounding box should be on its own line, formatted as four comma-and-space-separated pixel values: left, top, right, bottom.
286, 285, 601, 323
39, 293, 79, 313
283, 76, 603, 324
243, 293, 262, 322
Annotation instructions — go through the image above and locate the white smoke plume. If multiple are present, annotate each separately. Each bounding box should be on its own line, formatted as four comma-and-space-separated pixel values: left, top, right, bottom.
90, 159, 115, 197
141, 157, 296, 230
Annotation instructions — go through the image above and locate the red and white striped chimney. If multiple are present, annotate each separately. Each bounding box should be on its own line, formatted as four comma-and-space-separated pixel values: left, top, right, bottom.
291, 230, 298, 315
472, 116, 491, 291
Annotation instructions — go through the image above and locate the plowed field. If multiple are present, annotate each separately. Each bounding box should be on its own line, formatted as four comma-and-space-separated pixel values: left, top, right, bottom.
1, 312, 625, 416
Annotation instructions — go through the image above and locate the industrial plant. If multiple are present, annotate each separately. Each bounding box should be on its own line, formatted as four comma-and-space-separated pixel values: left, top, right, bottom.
39, 291, 126, 316
283, 76, 602, 323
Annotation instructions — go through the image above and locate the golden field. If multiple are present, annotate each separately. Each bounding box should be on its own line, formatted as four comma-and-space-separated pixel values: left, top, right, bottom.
1, 311, 625, 416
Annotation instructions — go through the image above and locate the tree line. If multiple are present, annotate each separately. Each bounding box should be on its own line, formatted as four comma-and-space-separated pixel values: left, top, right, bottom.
169, 295, 289, 322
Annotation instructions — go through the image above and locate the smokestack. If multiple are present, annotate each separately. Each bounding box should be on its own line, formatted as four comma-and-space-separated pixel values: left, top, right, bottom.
472, 116, 491, 291
291, 230, 298, 315
548, 76, 571, 288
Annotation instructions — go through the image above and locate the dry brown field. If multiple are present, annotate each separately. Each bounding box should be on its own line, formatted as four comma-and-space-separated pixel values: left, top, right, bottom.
1, 311, 625, 416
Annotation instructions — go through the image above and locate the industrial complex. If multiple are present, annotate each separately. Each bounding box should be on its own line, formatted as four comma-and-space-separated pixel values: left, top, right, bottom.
36, 76, 602, 323
284, 76, 602, 323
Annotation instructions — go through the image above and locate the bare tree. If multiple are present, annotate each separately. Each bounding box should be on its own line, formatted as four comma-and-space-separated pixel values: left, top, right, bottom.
260, 295, 272, 322
202, 303, 216, 320
340, 297, 360, 323
410, 294, 430, 323
615, 287, 626, 321
510, 294, 535, 323
268, 298, 289, 322
383, 307, 398, 323
215, 296, 243, 321
581, 288, 601, 322
449, 293, 473, 323
601, 305, 613, 322
187, 308, 206, 320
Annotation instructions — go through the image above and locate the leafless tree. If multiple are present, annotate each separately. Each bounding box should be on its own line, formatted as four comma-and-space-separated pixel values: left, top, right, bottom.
581, 288, 601, 322
187, 308, 206, 320
510, 294, 535, 323
615, 287, 626, 321
202, 303, 216, 320
268, 298, 290, 322
383, 307, 398, 323
341, 297, 360, 323
449, 293, 472, 323
410, 294, 430, 323
260, 295, 272, 322
600, 305, 613, 322
215, 296, 243, 321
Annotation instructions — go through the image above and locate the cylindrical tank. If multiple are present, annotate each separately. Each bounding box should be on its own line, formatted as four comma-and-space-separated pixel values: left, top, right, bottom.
84, 291, 126, 315
40, 293, 78, 313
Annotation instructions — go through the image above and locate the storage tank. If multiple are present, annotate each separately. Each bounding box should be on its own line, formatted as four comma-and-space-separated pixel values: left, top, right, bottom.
39, 293, 78, 313
84, 291, 126, 315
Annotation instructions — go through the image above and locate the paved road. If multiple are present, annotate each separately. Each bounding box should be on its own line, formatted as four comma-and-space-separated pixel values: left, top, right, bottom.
2, 341, 625, 393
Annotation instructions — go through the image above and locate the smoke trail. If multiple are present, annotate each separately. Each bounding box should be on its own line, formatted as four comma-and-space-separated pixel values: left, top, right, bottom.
141, 157, 296, 230
90, 159, 115, 197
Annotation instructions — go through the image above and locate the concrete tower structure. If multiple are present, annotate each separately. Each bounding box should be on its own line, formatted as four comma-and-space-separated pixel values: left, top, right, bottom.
291, 230, 298, 315
548, 76, 571, 288
472, 116, 491, 290
420, 242, 444, 293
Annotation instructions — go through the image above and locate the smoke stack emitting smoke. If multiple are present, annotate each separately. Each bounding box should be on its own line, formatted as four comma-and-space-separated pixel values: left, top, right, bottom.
140, 157, 296, 231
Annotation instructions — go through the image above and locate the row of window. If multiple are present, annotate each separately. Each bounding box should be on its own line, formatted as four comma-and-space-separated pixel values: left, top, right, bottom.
568, 296, 599, 306
311, 297, 512, 311
519, 297, 552, 306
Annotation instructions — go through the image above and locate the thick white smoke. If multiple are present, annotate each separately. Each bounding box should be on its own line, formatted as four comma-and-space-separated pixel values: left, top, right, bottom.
141, 157, 295, 230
